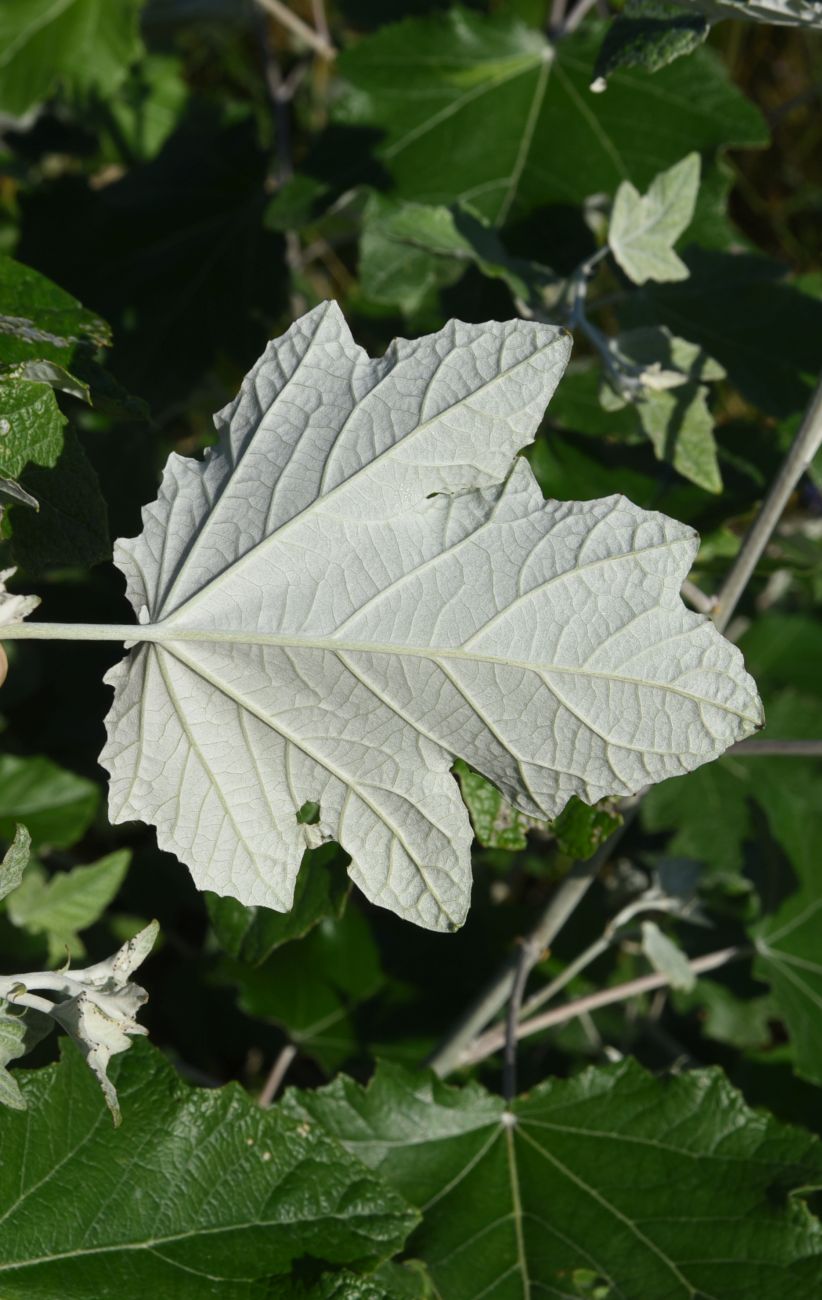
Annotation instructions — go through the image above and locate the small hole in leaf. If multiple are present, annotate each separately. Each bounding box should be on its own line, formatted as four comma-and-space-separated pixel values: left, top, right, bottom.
296, 800, 321, 825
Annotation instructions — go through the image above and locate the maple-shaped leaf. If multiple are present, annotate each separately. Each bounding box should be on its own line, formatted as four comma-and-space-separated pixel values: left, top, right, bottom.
100, 303, 761, 931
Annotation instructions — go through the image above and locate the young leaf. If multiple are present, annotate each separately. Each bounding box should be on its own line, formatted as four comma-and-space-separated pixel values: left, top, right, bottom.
7, 849, 130, 963
0, 1039, 416, 1297
641, 918, 696, 990
101, 302, 761, 931
287, 1059, 822, 1298
593, 0, 710, 84
0, 824, 31, 903
609, 154, 701, 285
0, 1001, 52, 1111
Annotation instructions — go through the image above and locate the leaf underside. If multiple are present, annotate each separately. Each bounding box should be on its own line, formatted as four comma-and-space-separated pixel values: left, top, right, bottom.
101, 302, 761, 931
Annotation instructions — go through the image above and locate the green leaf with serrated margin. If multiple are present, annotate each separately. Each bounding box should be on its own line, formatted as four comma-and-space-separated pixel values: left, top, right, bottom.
0, 1039, 416, 1296
287, 1059, 822, 1299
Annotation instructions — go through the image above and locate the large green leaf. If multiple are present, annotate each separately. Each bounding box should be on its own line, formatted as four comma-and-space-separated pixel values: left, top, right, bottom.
0, 0, 145, 119
0, 256, 110, 373
0, 1040, 416, 1298
335, 12, 765, 227
0, 755, 98, 850
289, 1059, 822, 1298
7, 849, 130, 963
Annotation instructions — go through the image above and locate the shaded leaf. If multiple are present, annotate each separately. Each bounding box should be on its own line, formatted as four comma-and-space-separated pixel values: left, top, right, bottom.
7, 849, 130, 963
0, 754, 98, 850
0, 824, 30, 903
0, 1039, 416, 1295
206, 843, 350, 965
334, 14, 764, 227
594, 0, 709, 83
0, 0, 145, 119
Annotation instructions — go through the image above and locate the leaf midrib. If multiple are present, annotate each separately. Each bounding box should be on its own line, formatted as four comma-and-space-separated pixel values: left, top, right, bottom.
125, 631, 759, 727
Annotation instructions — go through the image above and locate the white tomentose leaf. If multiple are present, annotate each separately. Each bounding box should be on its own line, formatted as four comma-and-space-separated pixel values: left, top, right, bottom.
609, 154, 701, 286
100, 303, 762, 932
694, 0, 822, 25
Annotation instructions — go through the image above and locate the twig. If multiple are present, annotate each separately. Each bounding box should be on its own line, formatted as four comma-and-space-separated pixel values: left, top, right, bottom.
680, 579, 717, 615
713, 374, 822, 632
726, 738, 822, 758
256, 0, 336, 60
549, 0, 569, 33
562, 0, 602, 35
425, 796, 639, 1077
462, 946, 745, 1067
311, 0, 332, 47
503, 939, 540, 1101
258, 1043, 297, 1106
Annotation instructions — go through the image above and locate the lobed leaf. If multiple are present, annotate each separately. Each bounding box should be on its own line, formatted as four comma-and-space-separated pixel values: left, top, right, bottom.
288, 1059, 822, 1299
101, 303, 761, 931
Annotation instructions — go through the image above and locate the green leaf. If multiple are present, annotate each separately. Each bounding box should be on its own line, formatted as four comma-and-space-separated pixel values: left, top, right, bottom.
359, 196, 556, 315
0, 0, 145, 119
0, 378, 66, 480
550, 796, 623, 859
0, 1039, 417, 1297
641, 919, 695, 990
644, 690, 822, 1082
0, 755, 98, 850
206, 843, 351, 965
0, 824, 30, 903
0, 1001, 52, 1111
289, 1059, 822, 1298
9, 425, 111, 572
0, 256, 110, 370
272, 1260, 433, 1299
335, 13, 764, 227
594, 1, 709, 83
103, 54, 189, 163
609, 154, 701, 285
637, 385, 721, 492
620, 250, 822, 417
454, 760, 540, 851
7, 849, 130, 963
220, 909, 383, 1072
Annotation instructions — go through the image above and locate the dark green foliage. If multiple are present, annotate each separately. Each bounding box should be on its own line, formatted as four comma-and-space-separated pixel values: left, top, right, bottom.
1, 3, 822, 1296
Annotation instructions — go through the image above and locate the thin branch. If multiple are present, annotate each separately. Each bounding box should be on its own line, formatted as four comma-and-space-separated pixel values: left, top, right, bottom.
503, 938, 540, 1101
311, 0, 332, 46
462, 946, 745, 1067
726, 738, 822, 758
680, 579, 717, 615
713, 374, 822, 632
425, 795, 639, 1077
549, 0, 569, 33
256, 0, 336, 60
258, 1043, 298, 1106
562, 0, 602, 35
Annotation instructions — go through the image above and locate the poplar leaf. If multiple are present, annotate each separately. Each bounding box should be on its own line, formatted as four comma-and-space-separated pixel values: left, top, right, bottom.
609, 154, 701, 285
101, 303, 761, 932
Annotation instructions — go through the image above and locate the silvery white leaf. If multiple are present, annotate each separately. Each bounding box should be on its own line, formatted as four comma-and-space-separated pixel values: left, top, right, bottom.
101, 303, 762, 932
0, 565, 40, 626
694, 0, 822, 24
609, 155, 701, 286
641, 919, 696, 992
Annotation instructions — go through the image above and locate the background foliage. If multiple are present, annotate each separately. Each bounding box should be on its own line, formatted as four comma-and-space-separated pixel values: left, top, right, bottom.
1, 1, 822, 1296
